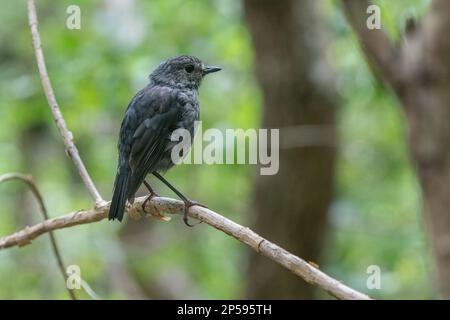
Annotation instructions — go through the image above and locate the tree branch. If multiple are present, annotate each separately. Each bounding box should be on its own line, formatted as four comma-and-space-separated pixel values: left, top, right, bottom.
0, 173, 77, 300
0, 196, 371, 300
27, 0, 104, 206
341, 0, 404, 93
18, 0, 372, 300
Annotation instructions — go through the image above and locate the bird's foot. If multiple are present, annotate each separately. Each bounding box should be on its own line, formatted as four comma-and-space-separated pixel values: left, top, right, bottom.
142, 192, 171, 222
141, 191, 159, 212
183, 200, 208, 227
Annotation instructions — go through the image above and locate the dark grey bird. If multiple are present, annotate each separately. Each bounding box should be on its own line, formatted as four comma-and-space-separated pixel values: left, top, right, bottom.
109, 55, 221, 225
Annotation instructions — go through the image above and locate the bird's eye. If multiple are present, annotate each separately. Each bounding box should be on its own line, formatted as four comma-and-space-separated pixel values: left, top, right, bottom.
185, 64, 194, 73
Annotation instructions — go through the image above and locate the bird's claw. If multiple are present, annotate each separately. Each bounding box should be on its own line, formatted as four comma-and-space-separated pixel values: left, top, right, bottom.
141, 192, 159, 213
142, 192, 171, 222
183, 200, 207, 227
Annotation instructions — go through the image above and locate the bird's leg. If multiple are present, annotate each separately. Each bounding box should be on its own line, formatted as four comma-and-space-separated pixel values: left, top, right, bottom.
141, 180, 171, 222
141, 180, 159, 213
152, 172, 207, 227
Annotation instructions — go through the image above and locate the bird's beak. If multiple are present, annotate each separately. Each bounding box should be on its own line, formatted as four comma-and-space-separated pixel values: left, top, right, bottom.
203, 65, 222, 75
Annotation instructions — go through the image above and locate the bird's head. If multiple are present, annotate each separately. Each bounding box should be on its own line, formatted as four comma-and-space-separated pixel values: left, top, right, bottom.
149, 55, 221, 89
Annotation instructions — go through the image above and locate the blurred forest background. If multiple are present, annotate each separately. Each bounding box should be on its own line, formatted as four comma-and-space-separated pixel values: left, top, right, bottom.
0, 0, 438, 299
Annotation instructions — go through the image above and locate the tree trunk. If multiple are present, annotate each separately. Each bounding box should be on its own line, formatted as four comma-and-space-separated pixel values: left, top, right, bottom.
343, 0, 450, 298
243, 0, 337, 299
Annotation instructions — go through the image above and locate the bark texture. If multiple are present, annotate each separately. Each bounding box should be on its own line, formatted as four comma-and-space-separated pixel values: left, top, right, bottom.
343, 0, 450, 298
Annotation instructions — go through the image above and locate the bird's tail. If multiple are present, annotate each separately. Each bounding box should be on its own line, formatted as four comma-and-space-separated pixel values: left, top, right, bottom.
109, 166, 131, 221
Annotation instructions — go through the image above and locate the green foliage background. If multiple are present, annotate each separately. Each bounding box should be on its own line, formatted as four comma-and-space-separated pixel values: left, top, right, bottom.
0, 0, 432, 299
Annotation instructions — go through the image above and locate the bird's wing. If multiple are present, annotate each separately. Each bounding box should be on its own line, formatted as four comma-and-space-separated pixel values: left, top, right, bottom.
122, 88, 181, 198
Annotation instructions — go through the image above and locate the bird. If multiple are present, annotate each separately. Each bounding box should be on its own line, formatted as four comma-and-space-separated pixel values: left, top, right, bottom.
109, 55, 221, 225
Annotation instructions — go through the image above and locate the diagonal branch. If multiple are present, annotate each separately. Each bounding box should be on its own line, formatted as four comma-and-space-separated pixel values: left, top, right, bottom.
341, 0, 404, 93
27, 0, 104, 206
0, 196, 372, 300
0, 173, 77, 300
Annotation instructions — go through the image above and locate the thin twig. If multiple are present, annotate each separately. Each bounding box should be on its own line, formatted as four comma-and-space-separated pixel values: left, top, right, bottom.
27, 0, 104, 206
0, 196, 372, 300
80, 279, 101, 300
0, 173, 77, 300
